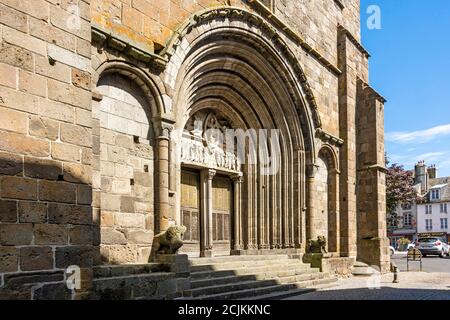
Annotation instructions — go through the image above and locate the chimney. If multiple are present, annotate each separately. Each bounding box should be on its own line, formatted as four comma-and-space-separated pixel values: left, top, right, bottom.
428, 165, 437, 179
415, 161, 429, 193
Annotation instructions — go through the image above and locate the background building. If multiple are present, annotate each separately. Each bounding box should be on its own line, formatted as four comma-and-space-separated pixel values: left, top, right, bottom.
388, 202, 418, 248
416, 164, 450, 243
389, 162, 450, 246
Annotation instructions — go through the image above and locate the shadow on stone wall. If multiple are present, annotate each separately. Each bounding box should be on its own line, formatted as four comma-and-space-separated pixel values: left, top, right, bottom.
0, 154, 99, 300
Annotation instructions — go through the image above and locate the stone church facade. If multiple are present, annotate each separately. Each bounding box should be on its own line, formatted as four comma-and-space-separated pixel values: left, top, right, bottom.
0, 0, 389, 299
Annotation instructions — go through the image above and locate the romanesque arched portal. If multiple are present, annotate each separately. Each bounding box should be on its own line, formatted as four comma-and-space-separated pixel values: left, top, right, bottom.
164, 8, 322, 257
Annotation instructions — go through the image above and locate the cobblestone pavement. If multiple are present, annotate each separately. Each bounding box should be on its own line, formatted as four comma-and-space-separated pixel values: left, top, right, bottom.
286, 272, 450, 300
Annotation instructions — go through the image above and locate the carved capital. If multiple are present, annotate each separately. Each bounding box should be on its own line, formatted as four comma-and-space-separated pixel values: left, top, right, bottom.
306, 164, 319, 178
154, 115, 176, 139
231, 173, 244, 184
207, 169, 217, 180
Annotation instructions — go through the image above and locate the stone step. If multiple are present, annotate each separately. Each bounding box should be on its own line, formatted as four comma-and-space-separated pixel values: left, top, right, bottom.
191, 270, 328, 290
93, 264, 167, 278
191, 269, 238, 279
189, 255, 291, 266
190, 264, 316, 280
354, 261, 369, 267
352, 261, 379, 277
180, 277, 337, 300
191, 275, 259, 289
244, 278, 338, 300
353, 267, 377, 276
276, 272, 330, 284
189, 259, 305, 272
191, 265, 320, 280
177, 283, 298, 300
241, 288, 316, 300
185, 279, 279, 297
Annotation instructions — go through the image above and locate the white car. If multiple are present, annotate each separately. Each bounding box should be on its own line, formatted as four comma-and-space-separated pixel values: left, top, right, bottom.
417, 237, 449, 258
389, 246, 395, 256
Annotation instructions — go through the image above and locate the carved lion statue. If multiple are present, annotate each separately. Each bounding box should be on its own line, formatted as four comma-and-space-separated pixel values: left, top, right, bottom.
150, 225, 187, 260
308, 236, 328, 254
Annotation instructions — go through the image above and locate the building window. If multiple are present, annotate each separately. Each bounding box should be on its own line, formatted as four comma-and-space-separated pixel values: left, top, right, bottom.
425, 204, 433, 214
441, 203, 448, 213
426, 219, 433, 231
403, 213, 412, 227
402, 203, 412, 210
441, 218, 448, 230
431, 189, 440, 200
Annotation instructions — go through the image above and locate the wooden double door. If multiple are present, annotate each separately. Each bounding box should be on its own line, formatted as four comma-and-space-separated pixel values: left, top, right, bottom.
180, 169, 233, 257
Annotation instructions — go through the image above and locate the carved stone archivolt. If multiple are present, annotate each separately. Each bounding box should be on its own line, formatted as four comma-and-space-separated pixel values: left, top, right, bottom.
162, 7, 322, 130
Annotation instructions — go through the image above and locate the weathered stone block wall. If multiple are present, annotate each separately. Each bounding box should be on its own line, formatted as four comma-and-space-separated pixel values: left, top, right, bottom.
90, 0, 363, 139
321, 256, 355, 277
0, 0, 94, 299
95, 73, 155, 265
315, 156, 329, 240
272, 0, 363, 138
0, 0, 386, 298
91, 0, 238, 51
89, 0, 372, 262
355, 83, 390, 272
275, 0, 360, 66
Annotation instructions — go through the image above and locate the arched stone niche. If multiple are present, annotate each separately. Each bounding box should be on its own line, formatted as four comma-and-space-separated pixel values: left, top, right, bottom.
94, 71, 157, 264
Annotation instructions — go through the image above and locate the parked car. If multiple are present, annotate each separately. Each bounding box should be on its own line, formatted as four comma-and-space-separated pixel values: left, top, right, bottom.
389, 246, 395, 256
417, 237, 449, 258
442, 242, 450, 256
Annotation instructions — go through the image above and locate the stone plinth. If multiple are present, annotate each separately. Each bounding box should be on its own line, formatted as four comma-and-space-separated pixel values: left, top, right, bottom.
303, 253, 355, 277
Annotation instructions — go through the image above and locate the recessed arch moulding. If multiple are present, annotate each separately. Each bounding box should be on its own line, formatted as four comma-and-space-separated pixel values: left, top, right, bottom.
159, 7, 330, 254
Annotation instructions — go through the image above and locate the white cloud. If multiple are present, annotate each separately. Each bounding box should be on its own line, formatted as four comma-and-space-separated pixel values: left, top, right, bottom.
388, 151, 449, 168
386, 124, 450, 143
412, 152, 446, 163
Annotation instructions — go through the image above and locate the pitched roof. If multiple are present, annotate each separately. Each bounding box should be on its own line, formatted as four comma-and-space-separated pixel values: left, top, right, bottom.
430, 177, 450, 187
428, 177, 450, 202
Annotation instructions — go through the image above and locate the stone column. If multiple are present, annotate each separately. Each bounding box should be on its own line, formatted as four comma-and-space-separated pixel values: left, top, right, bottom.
337, 27, 358, 258
154, 117, 175, 233
329, 168, 341, 253
306, 164, 319, 242
200, 169, 216, 257
232, 174, 244, 253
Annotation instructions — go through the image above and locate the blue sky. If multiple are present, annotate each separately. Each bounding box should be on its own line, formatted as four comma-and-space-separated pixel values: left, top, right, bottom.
360, 0, 450, 177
